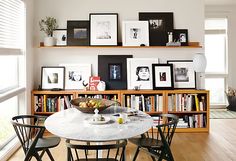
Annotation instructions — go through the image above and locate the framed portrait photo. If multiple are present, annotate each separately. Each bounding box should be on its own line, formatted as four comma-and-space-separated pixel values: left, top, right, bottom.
122, 21, 149, 46
60, 64, 91, 89
152, 64, 174, 90
53, 29, 67, 46
167, 60, 196, 89
67, 21, 90, 46
41, 66, 65, 90
90, 13, 118, 46
173, 29, 188, 46
127, 58, 159, 90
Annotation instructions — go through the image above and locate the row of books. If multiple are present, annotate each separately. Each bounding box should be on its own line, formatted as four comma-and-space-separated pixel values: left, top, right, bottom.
34, 95, 73, 112
78, 94, 118, 101
177, 114, 207, 128
168, 94, 207, 112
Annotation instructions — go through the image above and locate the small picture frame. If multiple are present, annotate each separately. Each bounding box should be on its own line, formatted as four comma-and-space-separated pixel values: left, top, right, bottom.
173, 29, 188, 46
41, 66, 65, 90
67, 21, 90, 46
90, 13, 118, 46
122, 21, 149, 46
167, 60, 196, 89
108, 63, 122, 80
53, 29, 67, 46
152, 64, 174, 90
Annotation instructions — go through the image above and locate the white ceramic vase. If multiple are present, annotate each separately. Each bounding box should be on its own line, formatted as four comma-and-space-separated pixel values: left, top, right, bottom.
97, 81, 106, 91
44, 37, 56, 46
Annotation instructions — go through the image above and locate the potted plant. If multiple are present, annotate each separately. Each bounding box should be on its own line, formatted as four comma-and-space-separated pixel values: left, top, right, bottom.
39, 17, 58, 46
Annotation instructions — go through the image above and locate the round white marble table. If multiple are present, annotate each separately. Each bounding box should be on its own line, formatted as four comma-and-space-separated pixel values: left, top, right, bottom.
45, 106, 153, 142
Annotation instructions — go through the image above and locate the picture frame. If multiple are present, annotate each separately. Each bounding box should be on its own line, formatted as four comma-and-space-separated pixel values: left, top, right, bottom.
167, 60, 196, 89
67, 21, 90, 46
127, 58, 159, 90
98, 55, 133, 90
90, 13, 118, 46
59, 64, 91, 89
173, 29, 188, 46
53, 29, 67, 46
122, 21, 149, 46
41, 66, 65, 90
152, 64, 174, 90
139, 12, 174, 46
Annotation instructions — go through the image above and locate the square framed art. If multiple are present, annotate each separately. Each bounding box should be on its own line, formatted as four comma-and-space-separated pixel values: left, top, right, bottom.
90, 13, 118, 46
173, 29, 188, 46
53, 29, 67, 46
167, 60, 196, 89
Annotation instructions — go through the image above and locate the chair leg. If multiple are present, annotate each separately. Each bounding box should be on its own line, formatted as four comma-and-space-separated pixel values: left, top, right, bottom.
147, 149, 156, 161
132, 146, 140, 161
39, 150, 46, 158
46, 149, 55, 161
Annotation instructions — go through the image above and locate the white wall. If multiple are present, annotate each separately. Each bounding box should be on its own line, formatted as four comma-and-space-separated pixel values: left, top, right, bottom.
33, 0, 204, 88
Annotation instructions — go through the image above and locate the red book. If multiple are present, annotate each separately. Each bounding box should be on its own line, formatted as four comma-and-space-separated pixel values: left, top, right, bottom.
89, 76, 100, 91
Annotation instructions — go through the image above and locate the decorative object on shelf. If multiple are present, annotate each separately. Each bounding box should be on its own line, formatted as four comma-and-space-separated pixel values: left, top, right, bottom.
98, 55, 133, 90
41, 66, 65, 90
193, 53, 207, 90
89, 76, 100, 91
59, 64, 91, 90
173, 29, 188, 46
39, 17, 58, 46
97, 81, 106, 91
53, 29, 67, 46
127, 58, 159, 90
152, 64, 174, 90
67, 21, 90, 46
167, 60, 196, 89
89, 13, 118, 46
139, 12, 174, 46
122, 21, 149, 46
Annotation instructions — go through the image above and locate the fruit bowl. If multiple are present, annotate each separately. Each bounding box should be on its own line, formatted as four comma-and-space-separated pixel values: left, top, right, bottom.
70, 98, 118, 113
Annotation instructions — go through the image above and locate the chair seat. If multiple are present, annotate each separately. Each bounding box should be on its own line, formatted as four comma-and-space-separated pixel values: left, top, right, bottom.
34, 137, 61, 150
129, 137, 163, 149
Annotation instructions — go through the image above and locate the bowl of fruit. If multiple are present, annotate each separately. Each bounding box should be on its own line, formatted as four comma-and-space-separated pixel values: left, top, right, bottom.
70, 98, 117, 113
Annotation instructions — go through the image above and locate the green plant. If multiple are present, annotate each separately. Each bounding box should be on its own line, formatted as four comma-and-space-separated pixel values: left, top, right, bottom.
39, 17, 58, 36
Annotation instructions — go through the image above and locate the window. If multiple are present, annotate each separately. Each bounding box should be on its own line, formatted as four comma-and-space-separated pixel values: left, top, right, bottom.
205, 18, 228, 107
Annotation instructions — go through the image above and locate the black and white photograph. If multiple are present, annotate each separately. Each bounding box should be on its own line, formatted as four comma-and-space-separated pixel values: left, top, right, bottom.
90, 13, 118, 46
109, 64, 121, 80
167, 60, 196, 89
136, 66, 150, 81
69, 71, 82, 81
173, 29, 188, 46
149, 19, 164, 30
74, 28, 87, 39
41, 66, 65, 90
130, 28, 140, 39
53, 29, 67, 46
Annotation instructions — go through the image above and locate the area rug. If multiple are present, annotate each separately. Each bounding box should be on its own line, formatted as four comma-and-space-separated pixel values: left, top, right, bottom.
210, 109, 236, 119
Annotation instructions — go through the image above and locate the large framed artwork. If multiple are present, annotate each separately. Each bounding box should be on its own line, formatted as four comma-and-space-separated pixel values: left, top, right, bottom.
127, 58, 159, 90
167, 60, 196, 89
67, 21, 90, 46
98, 55, 133, 90
122, 21, 149, 46
53, 29, 67, 46
173, 29, 188, 46
60, 64, 91, 89
90, 13, 118, 46
41, 66, 65, 90
152, 64, 174, 90
139, 12, 174, 46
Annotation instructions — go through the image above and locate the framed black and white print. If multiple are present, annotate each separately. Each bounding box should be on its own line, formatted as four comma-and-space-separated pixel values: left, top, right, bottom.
152, 64, 174, 90
90, 13, 118, 46
53, 29, 67, 46
98, 55, 133, 90
67, 21, 90, 46
139, 12, 174, 46
173, 29, 188, 46
167, 60, 196, 89
41, 66, 65, 90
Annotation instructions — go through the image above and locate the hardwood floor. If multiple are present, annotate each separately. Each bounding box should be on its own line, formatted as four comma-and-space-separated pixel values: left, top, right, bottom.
8, 119, 236, 161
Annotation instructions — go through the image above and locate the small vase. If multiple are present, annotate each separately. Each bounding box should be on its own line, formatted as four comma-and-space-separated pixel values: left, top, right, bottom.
44, 37, 56, 46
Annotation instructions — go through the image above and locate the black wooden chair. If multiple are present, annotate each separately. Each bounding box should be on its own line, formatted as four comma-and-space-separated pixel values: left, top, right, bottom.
129, 114, 179, 161
66, 139, 127, 161
11, 115, 61, 161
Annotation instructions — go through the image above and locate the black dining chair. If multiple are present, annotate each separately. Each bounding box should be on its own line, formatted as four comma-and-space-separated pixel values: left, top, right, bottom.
129, 114, 179, 161
11, 115, 61, 161
66, 139, 127, 161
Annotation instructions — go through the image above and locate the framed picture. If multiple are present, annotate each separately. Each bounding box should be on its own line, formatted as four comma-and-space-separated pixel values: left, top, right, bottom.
152, 64, 174, 90
139, 12, 174, 46
173, 29, 188, 46
122, 21, 149, 46
90, 13, 118, 46
167, 60, 196, 89
98, 55, 133, 90
67, 21, 90, 46
60, 64, 91, 89
53, 29, 67, 46
127, 58, 159, 90
41, 66, 65, 90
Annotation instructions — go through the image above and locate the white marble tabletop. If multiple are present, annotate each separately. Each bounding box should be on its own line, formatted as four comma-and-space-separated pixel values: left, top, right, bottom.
45, 106, 153, 142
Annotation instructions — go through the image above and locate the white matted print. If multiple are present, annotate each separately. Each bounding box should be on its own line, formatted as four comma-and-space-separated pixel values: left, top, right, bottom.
127, 58, 159, 89
53, 29, 67, 46
60, 64, 91, 89
122, 21, 149, 46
